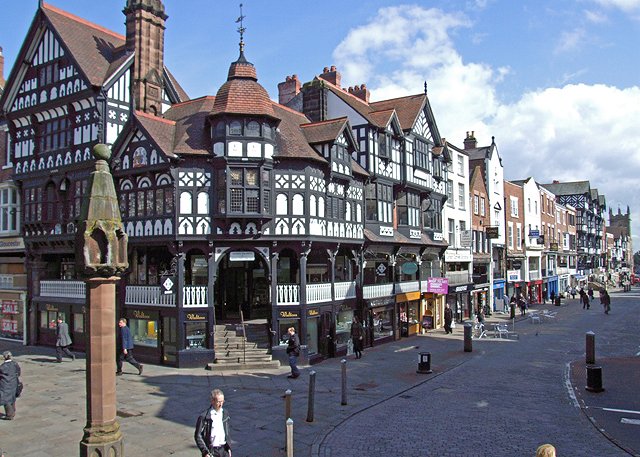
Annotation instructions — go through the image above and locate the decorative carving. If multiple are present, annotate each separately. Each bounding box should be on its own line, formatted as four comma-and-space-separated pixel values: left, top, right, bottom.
76, 144, 128, 277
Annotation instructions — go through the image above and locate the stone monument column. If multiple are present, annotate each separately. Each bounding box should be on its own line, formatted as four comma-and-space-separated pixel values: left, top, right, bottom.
77, 144, 129, 457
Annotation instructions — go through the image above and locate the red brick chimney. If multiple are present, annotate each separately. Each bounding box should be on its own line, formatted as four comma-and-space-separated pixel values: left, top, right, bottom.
348, 84, 370, 103
463, 131, 477, 150
318, 65, 341, 88
123, 0, 168, 116
0, 46, 5, 91
278, 74, 301, 105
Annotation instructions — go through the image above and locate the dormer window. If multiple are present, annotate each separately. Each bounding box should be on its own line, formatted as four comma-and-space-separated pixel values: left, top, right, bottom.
263, 123, 273, 139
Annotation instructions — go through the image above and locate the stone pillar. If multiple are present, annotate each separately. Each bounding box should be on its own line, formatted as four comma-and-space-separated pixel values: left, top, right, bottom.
80, 277, 123, 457
76, 144, 128, 457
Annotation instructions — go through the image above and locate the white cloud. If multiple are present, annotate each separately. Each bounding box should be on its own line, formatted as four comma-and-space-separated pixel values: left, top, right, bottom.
554, 28, 587, 54
584, 9, 609, 22
333, 4, 640, 246
590, 0, 640, 12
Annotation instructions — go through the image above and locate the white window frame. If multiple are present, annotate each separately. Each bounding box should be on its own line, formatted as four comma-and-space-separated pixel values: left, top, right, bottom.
510, 196, 519, 217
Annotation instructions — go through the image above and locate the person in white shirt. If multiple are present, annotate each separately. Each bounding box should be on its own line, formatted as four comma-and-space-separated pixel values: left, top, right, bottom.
195, 389, 232, 457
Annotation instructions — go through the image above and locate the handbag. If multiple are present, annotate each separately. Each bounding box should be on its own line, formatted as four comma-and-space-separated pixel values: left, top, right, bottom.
16, 380, 23, 398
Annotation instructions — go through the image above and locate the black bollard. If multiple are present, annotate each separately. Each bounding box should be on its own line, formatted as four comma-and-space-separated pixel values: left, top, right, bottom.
586, 331, 595, 365
417, 352, 433, 374
586, 365, 604, 392
464, 323, 473, 352
341, 359, 347, 406
306, 371, 316, 422
510, 303, 516, 319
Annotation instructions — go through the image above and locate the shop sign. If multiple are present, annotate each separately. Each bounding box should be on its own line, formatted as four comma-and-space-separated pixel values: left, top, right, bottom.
512, 260, 522, 269
549, 242, 559, 251
454, 285, 471, 293
421, 315, 433, 330
1, 319, 18, 334
401, 262, 418, 275
307, 308, 319, 317
460, 230, 472, 247
186, 312, 207, 321
2, 300, 19, 314
366, 298, 391, 308
427, 277, 449, 294
161, 275, 176, 295
130, 309, 158, 320
279, 310, 299, 318
444, 250, 473, 262
433, 232, 444, 241
45, 304, 59, 312
507, 270, 521, 282
375, 262, 387, 276
0, 237, 24, 251
485, 226, 499, 239
529, 229, 540, 237
230, 251, 255, 262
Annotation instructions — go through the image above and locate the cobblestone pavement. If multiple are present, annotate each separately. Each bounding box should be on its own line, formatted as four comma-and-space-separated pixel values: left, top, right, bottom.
0, 291, 637, 457
316, 291, 640, 457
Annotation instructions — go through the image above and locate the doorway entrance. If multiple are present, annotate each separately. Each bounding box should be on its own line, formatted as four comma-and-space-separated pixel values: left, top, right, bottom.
215, 250, 270, 321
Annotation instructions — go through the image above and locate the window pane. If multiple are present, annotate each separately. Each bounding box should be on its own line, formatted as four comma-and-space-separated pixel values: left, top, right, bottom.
230, 188, 243, 212
245, 169, 258, 186
230, 169, 243, 185
246, 190, 259, 212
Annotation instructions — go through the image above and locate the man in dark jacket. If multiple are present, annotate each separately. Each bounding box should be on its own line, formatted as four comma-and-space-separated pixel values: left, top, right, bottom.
285, 327, 301, 379
55, 317, 75, 362
0, 351, 21, 420
116, 318, 143, 376
195, 389, 231, 457
444, 304, 454, 334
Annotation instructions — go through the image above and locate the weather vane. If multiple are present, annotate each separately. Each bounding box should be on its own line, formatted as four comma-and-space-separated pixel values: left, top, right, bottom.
236, 3, 246, 51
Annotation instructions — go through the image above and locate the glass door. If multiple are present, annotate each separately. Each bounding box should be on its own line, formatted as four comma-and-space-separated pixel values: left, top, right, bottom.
161, 316, 177, 365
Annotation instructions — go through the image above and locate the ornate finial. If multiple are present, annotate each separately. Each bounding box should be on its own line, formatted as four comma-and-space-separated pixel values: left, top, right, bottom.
424, 81, 428, 94
236, 3, 246, 53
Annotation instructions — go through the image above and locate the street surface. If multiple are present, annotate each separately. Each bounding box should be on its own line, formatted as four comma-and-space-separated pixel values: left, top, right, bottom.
0, 291, 638, 457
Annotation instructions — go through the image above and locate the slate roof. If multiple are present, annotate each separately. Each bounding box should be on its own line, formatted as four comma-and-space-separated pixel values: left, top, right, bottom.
370, 94, 426, 131
39, 3, 189, 97
135, 110, 177, 158
163, 96, 216, 156
300, 117, 348, 145
540, 181, 591, 196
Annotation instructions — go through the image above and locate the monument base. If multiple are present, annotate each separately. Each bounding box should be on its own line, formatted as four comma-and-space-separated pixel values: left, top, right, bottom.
79, 420, 124, 457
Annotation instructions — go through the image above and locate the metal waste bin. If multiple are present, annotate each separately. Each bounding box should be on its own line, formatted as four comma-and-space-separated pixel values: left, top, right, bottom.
417, 352, 432, 374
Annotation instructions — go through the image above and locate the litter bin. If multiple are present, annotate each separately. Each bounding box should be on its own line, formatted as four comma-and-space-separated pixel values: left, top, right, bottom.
417, 352, 432, 374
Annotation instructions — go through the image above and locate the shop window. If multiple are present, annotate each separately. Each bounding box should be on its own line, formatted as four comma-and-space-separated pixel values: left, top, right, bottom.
129, 318, 158, 348
40, 310, 59, 329
372, 308, 393, 340
306, 318, 318, 356
186, 322, 207, 349
278, 319, 298, 345
73, 313, 84, 333
335, 308, 353, 348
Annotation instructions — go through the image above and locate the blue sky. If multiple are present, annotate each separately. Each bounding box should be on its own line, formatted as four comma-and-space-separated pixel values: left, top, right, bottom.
1, 0, 640, 247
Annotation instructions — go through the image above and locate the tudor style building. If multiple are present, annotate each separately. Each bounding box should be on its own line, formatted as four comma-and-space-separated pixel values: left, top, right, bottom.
1, 1, 451, 367
279, 69, 450, 340
0, 1, 187, 353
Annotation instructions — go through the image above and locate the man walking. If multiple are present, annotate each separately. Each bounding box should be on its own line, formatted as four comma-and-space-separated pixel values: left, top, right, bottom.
0, 351, 20, 420
444, 303, 453, 334
116, 318, 143, 376
55, 317, 75, 362
195, 389, 232, 457
285, 327, 300, 379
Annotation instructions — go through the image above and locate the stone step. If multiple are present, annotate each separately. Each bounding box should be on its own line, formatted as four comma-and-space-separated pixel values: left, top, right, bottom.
206, 360, 281, 371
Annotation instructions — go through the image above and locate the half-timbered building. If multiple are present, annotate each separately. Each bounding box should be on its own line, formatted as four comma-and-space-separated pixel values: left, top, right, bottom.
279, 69, 450, 341
0, 1, 187, 351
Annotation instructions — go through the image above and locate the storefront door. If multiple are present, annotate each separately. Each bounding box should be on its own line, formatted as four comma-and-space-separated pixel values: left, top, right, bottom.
162, 316, 177, 365
319, 311, 334, 358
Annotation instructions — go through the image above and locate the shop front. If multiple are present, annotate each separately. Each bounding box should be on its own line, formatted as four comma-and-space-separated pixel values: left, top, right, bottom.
397, 291, 421, 337
34, 300, 86, 351
179, 309, 213, 368
558, 274, 570, 296
526, 280, 543, 304
547, 275, 559, 300
0, 296, 26, 343
471, 285, 489, 316
492, 279, 505, 311
446, 284, 472, 323
423, 277, 448, 330
506, 269, 524, 298
125, 308, 161, 364
365, 297, 395, 346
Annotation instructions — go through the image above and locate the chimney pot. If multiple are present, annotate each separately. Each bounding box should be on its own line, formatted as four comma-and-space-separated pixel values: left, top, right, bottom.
278, 73, 301, 105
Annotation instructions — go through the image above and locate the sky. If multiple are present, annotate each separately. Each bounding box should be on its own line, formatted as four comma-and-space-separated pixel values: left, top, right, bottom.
1, 0, 640, 249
